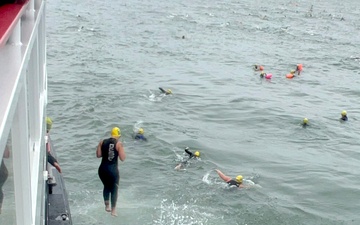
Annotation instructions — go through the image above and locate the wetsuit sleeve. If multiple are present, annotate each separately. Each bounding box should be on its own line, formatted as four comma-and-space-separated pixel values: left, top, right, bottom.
47, 152, 58, 166
159, 87, 166, 93
185, 149, 193, 157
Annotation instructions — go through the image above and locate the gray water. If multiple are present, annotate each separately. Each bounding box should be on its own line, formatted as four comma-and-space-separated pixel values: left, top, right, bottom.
46, 0, 360, 224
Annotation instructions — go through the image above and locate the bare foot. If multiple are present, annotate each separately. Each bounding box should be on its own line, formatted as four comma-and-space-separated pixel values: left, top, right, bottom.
111, 209, 117, 217
105, 206, 111, 212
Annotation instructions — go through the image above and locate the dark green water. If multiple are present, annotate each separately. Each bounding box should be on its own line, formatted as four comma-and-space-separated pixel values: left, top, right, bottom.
46, 0, 360, 224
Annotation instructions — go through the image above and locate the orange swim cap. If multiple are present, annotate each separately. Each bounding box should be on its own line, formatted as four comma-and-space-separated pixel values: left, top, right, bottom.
286, 73, 294, 79
259, 66, 264, 71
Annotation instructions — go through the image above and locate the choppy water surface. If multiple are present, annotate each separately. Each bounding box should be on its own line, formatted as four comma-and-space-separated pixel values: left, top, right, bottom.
46, 0, 360, 224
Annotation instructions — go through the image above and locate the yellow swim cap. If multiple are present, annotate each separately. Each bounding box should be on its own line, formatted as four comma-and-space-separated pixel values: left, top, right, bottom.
290, 70, 296, 74
194, 151, 200, 157
167, 89, 172, 94
111, 127, 121, 138
236, 175, 243, 183
138, 128, 144, 134
260, 71, 266, 75
303, 118, 308, 124
46, 117, 52, 132
341, 110, 347, 116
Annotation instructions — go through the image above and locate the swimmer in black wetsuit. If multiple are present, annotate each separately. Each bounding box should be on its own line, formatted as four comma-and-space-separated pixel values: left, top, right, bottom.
302, 118, 309, 128
340, 110, 348, 121
159, 87, 172, 95
174, 147, 200, 170
0, 145, 10, 214
96, 127, 126, 217
134, 128, 147, 141
215, 169, 245, 188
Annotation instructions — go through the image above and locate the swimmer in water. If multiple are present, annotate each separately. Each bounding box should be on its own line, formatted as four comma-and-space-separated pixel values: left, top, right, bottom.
340, 110, 348, 121
215, 169, 246, 188
295, 64, 303, 75
260, 71, 266, 78
159, 87, 172, 95
174, 147, 200, 170
96, 127, 126, 216
302, 118, 309, 127
253, 65, 264, 71
134, 128, 147, 141
286, 70, 296, 79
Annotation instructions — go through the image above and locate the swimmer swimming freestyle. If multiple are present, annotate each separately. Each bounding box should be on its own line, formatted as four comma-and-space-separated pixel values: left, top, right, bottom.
159, 87, 172, 95
174, 147, 200, 170
215, 169, 246, 188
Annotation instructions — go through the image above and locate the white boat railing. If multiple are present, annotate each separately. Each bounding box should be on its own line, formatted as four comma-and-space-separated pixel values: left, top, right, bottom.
0, 0, 48, 224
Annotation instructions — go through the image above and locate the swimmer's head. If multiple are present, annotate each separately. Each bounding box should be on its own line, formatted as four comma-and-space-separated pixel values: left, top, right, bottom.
111, 127, 121, 138
290, 70, 296, 74
166, 89, 172, 94
260, 71, 266, 75
46, 117, 52, 132
138, 128, 144, 134
194, 151, 200, 157
236, 175, 243, 183
341, 110, 347, 116
303, 118, 308, 124
259, 66, 264, 71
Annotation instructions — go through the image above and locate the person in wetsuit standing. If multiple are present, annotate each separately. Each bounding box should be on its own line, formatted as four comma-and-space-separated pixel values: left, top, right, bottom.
96, 127, 126, 217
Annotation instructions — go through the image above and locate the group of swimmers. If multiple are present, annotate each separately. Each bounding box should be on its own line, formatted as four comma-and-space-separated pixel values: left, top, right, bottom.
253, 64, 349, 125
96, 87, 253, 216
254, 63, 303, 79
96, 83, 351, 217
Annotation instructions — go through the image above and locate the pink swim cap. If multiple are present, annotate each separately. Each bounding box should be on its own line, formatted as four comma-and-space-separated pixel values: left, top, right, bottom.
265, 73, 272, 79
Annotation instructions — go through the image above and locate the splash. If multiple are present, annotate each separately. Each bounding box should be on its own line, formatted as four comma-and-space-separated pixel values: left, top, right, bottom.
153, 199, 212, 225
145, 90, 166, 102
133, 121, 143, 133
202, 171, 212, 184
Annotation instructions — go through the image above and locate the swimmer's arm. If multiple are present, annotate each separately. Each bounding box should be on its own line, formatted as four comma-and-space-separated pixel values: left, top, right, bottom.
185, 149, 193, 157
117, 141, 126, 161
159, 87, 166, 93
215, 169, 232, 182
96, 140, 103, 158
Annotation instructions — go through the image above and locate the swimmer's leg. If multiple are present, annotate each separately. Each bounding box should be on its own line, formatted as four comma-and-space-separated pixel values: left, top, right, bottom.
110, 183, 119, 216
103, 186, 111, 212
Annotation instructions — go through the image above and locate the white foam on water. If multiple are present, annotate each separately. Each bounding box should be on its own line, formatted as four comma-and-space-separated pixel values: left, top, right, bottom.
153, 199, 213, 225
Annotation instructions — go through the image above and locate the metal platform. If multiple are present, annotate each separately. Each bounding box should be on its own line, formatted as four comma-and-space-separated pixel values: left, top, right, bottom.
46, 136, 72, 225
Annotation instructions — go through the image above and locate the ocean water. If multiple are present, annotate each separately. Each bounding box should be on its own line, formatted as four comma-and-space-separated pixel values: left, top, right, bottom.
46, 0, 360, 224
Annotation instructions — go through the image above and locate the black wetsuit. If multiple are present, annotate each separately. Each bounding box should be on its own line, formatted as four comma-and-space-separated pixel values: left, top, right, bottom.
135, 134, 147, 141
98, 138, 119, 208
227, 180, 240, 187
0, 160, 8, 209
341, 116, 348, 121
177, 149, 195, 168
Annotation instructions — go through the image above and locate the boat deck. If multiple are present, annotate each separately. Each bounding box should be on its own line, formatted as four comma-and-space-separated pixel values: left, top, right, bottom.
47, 136, 72, 225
